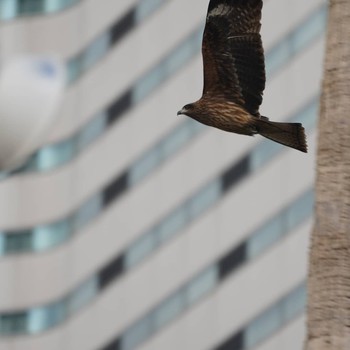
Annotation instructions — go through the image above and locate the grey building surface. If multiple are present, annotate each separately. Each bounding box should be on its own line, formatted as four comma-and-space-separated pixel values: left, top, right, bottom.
0, 0, 326, 349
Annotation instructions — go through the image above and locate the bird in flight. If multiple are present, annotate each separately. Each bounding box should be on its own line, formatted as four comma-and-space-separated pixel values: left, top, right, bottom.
177, 0, 307, 152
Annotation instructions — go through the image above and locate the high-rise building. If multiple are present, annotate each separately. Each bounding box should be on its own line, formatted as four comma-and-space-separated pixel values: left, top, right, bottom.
0, 0, 326, 349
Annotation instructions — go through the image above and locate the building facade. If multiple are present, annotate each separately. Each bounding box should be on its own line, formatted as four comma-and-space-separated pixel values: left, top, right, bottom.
0, 0, 326, 349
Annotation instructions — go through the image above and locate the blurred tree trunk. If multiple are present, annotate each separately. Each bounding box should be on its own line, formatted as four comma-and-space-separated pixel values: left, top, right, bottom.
305, 0, 350, 349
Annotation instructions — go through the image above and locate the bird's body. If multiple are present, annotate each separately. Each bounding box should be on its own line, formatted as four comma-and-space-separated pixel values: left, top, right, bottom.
187, 97, 255, 135
178, 0, 307, 152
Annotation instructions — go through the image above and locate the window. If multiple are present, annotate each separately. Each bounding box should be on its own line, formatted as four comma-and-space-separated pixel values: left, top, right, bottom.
0, 0, 81, 19
153, 293, 185, 331
125, 231, 158, 269
185, 266, 218, 305
0, 0, 17, 19
121, 315, 154, 350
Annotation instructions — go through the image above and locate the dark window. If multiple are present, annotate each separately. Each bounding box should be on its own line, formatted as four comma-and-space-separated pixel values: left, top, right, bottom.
110, 9, 135, 45
214, 330, 244, 350
99, 337, 121, 350
99, 255, 124, 290
4, 230, 33, 253
221, 156, 250, 193
18, 0, 44, 14
0, 312, 28, 335
107, 90, 133, 125
103, 172, 128, 207
218, 242, 246, 280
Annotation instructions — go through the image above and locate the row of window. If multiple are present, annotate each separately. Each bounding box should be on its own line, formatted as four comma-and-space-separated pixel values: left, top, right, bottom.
66, 0, 170, 84
101, 188, 313, 350
0, 93, 318, 256
9, 3, 326, 176
0, 5, 326, 256
0, 0, 81, 19
0, 0, 170, 21
0, 185, 313, 336
214, 282, 306, 350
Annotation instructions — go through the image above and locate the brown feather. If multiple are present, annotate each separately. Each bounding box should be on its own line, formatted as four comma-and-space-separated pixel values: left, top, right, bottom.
202, 0, 265, 116
177, 0, 308, 153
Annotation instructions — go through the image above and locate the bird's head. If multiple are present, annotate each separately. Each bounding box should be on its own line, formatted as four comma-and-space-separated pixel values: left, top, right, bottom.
177, 103, 195, 117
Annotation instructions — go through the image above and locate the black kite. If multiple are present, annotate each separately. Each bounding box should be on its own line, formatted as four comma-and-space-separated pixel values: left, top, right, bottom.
178, 0, 307, 152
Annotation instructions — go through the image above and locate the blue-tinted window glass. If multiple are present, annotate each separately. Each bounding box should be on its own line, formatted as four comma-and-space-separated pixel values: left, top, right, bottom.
28, 301, 67, 334
286, 190, 314, 233
153, 292, 185, 331
291, 7, 327, 53
135, 0, 167, 22
294, 99, 319, 131
245, 301, 283, 348
188, 180, 221, 218
157, 206, 188, 243
44, 0, 65, 12
247, 214, 285, 259
32, 219, 72, 252
164, 36, 196, 76
77, 112, 108, 151
132, 63, 165, 104
67, 55, 83, 83
129, 148, 161, 186
159, 121, 193, 160
0, 0, 17, 19
185, 266, 218, 305
46, 0, 79, 13
34, 139, 76, 171
82, 32, 111, 72
73, 194, 103, 231
125, 231, 158, 269
266, 40, 291, 77
283, 282, 306, 321
68, 277, 98, 314
250, 134, 286, 171
121, 315, 154, 350
0, 0, 81, 19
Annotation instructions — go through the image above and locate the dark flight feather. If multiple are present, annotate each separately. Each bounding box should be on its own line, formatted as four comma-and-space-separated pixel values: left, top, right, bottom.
202, 0, 265, 116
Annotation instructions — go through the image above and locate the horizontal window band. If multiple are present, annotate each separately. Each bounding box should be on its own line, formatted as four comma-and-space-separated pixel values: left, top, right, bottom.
0, 128, 315, 335
0, 0, 82, 20
100, 198, 312, 350
0, 94, 319, 257
213, 282, 306, 350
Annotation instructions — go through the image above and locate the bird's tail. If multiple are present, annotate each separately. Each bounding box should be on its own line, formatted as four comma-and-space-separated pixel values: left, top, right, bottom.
254, 119, 307, 153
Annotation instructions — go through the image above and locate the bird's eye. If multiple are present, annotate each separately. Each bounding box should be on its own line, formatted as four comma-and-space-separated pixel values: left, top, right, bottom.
184, 104, 193, 110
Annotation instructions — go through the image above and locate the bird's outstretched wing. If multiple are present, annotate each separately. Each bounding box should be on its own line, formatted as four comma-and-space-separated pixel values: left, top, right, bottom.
202, 0, 265, 116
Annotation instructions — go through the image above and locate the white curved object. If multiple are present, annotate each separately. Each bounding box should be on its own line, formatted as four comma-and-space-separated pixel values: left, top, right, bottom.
0, 55, 65, 171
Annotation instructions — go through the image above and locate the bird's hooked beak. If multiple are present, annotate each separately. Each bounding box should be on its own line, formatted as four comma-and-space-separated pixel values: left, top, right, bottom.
177, 109, 183, 116
177, 108, 186, 116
